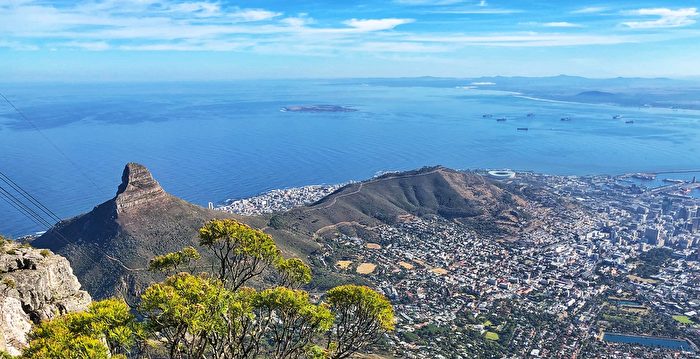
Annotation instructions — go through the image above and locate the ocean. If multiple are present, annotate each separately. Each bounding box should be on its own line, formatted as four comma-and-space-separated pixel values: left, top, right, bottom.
1, 80, 700, 236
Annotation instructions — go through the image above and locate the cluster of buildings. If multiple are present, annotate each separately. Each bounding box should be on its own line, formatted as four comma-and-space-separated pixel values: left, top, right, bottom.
215, 183, 344, 215
219, 168, 700, 357
316, 171, 700, 358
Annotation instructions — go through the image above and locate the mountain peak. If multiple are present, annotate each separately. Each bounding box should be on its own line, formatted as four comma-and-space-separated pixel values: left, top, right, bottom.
115, 162, 167, 213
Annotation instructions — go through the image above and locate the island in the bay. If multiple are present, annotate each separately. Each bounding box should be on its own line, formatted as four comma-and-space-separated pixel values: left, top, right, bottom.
281, 104, 358, 112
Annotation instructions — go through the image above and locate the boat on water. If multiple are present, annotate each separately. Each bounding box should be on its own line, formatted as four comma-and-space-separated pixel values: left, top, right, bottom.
613, 115, 623, 119
496, 118, 507, 122
625, 120, 634, 124
663, 179, 685, 184
483, 114, 493, 118
560, 117, 572, 122
517, 127, 529, 131
527, 113, 535, 117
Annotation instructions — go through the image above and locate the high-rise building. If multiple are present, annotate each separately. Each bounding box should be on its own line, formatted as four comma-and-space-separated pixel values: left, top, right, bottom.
644, 226, 664, 247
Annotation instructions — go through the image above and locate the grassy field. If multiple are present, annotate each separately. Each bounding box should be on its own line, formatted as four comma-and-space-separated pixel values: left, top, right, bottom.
672, 315, 694, 325
484, 332, 500, 341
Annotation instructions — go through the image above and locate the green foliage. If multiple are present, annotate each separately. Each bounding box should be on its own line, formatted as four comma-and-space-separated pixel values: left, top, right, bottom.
17, 221, 395, 359
84, 299, 144, 356
199, 219, 281, 290
22, 299, 140, 359
269, 215, 288, 230
40, 249, 51, 257
325, 285, 395, 359
139, 273, 228, 355
634, 247, 673, 277
484, 331, 500, 341
148, 246, 200, 272
276, 257, 313, 288
254, 287, 334, 358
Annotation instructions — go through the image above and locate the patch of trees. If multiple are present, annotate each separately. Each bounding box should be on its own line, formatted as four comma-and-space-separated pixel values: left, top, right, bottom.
17, 219, 394, 359
634, 247, 673, 277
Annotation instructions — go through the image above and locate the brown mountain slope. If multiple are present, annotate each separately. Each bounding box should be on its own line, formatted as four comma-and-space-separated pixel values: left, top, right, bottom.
269, 166, 530, 241
32, 163, 247, 299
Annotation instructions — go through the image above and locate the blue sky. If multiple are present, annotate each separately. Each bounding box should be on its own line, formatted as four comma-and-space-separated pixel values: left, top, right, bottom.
1, 0, 699, 80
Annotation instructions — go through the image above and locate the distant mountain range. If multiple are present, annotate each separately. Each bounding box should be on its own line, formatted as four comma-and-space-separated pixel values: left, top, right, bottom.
333, 76, 700, 110
34, 164, 531, 299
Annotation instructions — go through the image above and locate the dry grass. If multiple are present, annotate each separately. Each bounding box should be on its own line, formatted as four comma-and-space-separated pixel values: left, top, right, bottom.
336, 260, 353, 270
430, 268, 448, 275
627, 274, 659, 284
356, 263, 377, 274
398, 261, 414, 270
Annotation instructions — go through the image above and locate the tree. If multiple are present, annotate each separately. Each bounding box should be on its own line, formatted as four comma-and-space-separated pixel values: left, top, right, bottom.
252, 287, 333, 358
19, 219, 395, 359
21, 299, 140, 359
139, 272, 231, 358
148, 246, 201, 273
275, 258, 312, 289
325, 285, 395, 359
199, 219, 281, 290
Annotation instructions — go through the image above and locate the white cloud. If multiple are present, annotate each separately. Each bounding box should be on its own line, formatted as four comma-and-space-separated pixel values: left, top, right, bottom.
229, 9, 281, 22
521, 22, 583, 28
281, 14, 314, 28
542, 22, 583, 28
623, 8, 698, 29
571, 6, 608, 14
168, 2, 221, 17
355, 41, 449, 53
58, 41, 110, 50
405, 33, 640, 47
432, 8, 522, 15
0, 40, 39, 50
394, 0, 464, 5
343, 18, 414, 32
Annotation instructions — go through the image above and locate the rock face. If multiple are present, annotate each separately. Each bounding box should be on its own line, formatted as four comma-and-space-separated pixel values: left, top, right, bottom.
115, 163, 168, 213
0, 242, 91, 355
33, 163, 239, 300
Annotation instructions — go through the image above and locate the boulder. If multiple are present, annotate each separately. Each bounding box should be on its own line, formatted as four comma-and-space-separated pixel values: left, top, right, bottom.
0, 242, 91, 356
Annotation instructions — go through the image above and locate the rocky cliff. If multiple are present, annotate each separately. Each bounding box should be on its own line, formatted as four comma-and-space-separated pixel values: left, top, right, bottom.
33, 163, 241, 299
0, 241, 91, 356
115, 163, 169, 213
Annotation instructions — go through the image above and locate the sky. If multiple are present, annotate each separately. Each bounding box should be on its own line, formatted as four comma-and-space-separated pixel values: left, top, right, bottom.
1, 0, 700, 81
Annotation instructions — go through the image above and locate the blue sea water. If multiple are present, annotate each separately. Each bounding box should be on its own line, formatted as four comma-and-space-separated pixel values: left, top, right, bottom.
1, 80, 700, 236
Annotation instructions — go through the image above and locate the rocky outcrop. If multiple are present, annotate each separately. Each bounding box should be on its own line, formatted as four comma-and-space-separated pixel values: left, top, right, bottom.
115, 162, 168, 213
34, 163, 238, 299
0, 242, 91, 356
